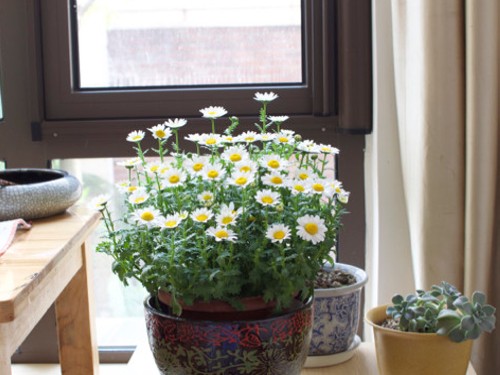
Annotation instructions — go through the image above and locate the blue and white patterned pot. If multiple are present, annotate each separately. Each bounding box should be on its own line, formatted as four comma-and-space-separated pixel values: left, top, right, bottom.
305, 263, 368, 367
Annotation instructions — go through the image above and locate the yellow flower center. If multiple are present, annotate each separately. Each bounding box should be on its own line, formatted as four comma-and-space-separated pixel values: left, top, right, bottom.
298, 173, 309, 180
273, 230, 286, 240
202, 194, 212, 201
208, 111, 217, 116
235, 177, 248, 185
164, 220, 177, 228
134, 197, 146, 204
141, 212, 155, 221
267, 160, 280, 169
294, 184, 305, 192
262, 196, 274, 204
230, 154, 242, 162
304, 223, 318, 235
207, 170, 219, 179
278, 136, 289, 143
215, 229, 229, 238
271, 176, 283, 184
245, 137, 255, 142
206, 138, 217, 145
196, 214, 208, 222
193, 163, 204, 172
240, 166, 251, 173
128, 186, 138, 193
155, 130, 166, 138
312, 183, 324, 192
169, 175, 180, 184
222, 217, 233, 225
132, 135, 142, 141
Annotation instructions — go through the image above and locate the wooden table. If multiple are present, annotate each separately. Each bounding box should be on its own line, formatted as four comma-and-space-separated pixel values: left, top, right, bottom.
0, 208, 100, 375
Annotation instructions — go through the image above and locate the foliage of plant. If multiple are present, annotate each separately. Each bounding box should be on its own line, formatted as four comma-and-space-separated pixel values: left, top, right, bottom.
90, 92, 349, 315
386, 281, 496, 342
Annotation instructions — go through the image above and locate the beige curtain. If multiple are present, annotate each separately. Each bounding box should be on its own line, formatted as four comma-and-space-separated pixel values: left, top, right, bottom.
368, 0, 499, 374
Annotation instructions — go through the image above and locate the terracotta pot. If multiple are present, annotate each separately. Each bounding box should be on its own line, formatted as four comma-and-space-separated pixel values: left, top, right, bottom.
365, 305, 473, 375
157, 289, 278, 321
144, 294, 313, 375
305, 263, 368, 368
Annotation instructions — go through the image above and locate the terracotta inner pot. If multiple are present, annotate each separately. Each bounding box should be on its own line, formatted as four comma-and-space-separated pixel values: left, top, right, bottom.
157, 289, 283, 321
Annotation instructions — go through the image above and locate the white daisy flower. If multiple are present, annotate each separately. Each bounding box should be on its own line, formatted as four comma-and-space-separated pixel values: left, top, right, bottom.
296, 215, 327, 244
201, 163, 225, 181
309, 179, 328, 194
145, 161, 164, 175
126, 130, 145, 143
156, 163, 170, 176
254, 92, 278, 102
163, 168, 187, 187
255, 189, 281, 206
117, 157, 142, 168
221, 145, 249, 163
295, 169, 315, 181
198, 191, 214, 205
266, 223, 291, 243
221, 135, 235, 143
260, 133, 276, 142
191, 208, 213, 223
318, 143, 340, 154
164, 118, 187, 129
297, 140, 320, 153
216, 205, 239, 226
177, 210, 189, 220
338, 190, 350, 204
236, 131, 260, 143
262, 172, 286, 187
287, 179, 309, 195
185, 133, 203, 143
132, 207, 161, 227
88, 194, 110, 211
234, 160, 258, 174
220, 202, 242, 217
206, 226, 237, 242
228, 171, 255, 187
160, 213, 183, 229
198, 133, 223, 147
128, 190, 149, 205
200, 106, 227, 119
268, 115, 289, 123
281, 129, 296, 136
148, 124, 172, 140
274, 132, 295, 145
185, 156, 209, 175
259, 154, 288, 171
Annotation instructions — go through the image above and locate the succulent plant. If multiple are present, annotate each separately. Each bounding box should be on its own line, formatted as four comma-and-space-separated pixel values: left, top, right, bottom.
386, 281, 496, 342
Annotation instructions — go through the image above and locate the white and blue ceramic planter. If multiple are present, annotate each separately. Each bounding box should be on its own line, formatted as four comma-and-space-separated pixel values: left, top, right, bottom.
304, 262, 368, 368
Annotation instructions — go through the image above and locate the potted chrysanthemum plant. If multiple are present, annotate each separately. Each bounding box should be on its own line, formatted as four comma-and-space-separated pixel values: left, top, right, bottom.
90, 92, 354, 374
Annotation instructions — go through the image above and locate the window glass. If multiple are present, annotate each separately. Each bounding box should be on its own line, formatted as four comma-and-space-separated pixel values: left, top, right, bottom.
75, 0, 302, 89
52, 158, 146, 347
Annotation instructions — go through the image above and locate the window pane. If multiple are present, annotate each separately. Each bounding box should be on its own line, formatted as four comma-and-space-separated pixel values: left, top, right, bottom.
52, 158, 146, 347
75, 0, 302, 88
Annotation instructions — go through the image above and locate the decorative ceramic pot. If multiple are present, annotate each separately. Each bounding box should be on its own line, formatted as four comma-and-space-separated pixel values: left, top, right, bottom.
0, 168, 82, 221
304, 262, 368, 368
144, 295, 313, 375
365, 305, 473, 375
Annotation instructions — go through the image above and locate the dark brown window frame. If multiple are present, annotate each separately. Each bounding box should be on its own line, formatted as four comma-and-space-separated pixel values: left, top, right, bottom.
38, 0, 372, 161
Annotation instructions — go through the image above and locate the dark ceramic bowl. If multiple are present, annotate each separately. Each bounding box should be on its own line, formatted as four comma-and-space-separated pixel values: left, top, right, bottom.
144, 295, 313, 375
0, 168, 82, 220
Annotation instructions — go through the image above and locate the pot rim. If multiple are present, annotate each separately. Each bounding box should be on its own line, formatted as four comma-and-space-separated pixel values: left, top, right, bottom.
365, 304, 454, 339
144, 294, 313, 323
0, 168, 71, 187
314, 262, 368, 297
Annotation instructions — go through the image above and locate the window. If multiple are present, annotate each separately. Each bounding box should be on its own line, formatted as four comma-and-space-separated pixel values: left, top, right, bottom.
4, 0, 371, 363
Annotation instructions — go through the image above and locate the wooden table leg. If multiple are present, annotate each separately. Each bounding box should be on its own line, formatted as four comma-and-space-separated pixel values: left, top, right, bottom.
55, 243, 99, 375
0, 351, 12, 375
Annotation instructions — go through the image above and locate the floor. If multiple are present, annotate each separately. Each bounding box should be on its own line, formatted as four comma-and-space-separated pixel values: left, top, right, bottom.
12, 364, 128, 375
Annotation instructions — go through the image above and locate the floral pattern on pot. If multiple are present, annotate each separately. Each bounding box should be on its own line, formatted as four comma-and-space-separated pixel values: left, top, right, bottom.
144, 296, 313, 375
309, 292, 360, 355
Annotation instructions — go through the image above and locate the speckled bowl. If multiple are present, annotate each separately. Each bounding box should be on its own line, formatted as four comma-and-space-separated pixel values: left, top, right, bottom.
0, 168, 82, 221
